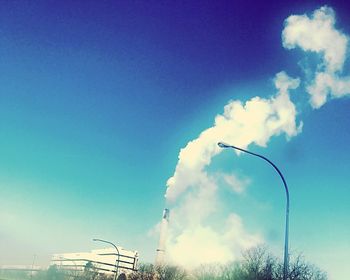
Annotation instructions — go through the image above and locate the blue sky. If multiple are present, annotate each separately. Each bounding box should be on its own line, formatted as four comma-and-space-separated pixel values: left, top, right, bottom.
0, 1, 349, 279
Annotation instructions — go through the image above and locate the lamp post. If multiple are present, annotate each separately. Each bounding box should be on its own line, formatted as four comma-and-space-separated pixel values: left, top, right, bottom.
30, 254, 36, 279
218, 142, 289, 280
93, 238, 120, 280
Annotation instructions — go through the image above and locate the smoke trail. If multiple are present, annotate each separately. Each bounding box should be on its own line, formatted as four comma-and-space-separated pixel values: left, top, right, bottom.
162, 6, 350, 268
282, 6, 350, 108
166, 71, 301, 203
165, 72, 301, 267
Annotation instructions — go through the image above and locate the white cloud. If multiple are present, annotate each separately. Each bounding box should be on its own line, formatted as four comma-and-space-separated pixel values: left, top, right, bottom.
157, 5, 350, 269
165, 71, 301, 202
222, 173, 250, 194
163, 72, 301, 267
167, 225, 233, 268
223, 213, 262, 252
282, 6, 347, 72
307, 72, 350, 108
167, 214, 262, 268
282, 6, 350, 108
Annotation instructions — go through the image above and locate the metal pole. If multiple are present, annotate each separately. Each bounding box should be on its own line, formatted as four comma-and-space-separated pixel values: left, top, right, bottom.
93, 238, 120, 280
218, 142, 289, 280
30, 254, 36, 279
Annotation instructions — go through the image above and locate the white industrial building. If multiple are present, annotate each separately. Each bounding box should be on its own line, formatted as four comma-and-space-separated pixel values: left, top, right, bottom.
51, 247, 138, 276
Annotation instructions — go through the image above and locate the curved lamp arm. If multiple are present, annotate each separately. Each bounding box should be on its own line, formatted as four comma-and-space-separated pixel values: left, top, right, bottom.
218, 142, 289, 280
93, 238, 120, 280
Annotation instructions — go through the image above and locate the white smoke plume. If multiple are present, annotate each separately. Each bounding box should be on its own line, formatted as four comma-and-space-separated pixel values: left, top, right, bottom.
166, 71, 301, 203
161, 6, 350, 268
222, 172, 251, 194
282, 6, 350, 108
165, 72, 301, 267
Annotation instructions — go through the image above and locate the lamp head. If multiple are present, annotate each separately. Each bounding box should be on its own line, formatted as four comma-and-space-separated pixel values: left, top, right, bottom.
217, 142, 230, 148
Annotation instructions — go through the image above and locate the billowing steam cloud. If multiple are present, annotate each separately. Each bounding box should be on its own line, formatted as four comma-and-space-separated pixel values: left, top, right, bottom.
165, 72, 301, 267
283, 6, 350, 108
162, 6, 350, 268
166, 72, 301, 202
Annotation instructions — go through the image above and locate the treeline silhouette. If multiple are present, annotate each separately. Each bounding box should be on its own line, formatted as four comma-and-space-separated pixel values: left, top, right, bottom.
0, 247, 327, 280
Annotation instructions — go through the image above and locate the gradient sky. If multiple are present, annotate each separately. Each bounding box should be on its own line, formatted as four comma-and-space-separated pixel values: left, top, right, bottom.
0, 1, 349, 279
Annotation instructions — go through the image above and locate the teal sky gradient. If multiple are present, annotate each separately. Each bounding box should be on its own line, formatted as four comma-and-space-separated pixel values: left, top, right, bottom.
0, 1, 349, 279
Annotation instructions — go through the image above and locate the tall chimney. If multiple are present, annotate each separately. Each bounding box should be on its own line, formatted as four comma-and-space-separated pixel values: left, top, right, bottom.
155, 208, 170, 265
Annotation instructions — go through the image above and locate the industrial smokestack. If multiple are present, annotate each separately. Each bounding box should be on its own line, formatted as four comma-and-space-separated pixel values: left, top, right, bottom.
155, 208, 170, 265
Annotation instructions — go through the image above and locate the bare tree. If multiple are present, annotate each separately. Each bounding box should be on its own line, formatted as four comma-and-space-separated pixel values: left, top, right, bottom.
128, 264, 156, 280
288, 255, 327, 280
121, 247, 327, 280
155, 265, 187, 280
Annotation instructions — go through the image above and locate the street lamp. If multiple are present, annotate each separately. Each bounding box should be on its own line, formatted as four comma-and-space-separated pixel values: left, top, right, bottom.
217, 142, 290, 280
93, 238, 120, 280
30, 254, 36, 279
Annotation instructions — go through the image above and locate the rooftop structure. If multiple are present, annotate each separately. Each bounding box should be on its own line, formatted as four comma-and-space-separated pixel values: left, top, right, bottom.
51, 247, 138, 275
